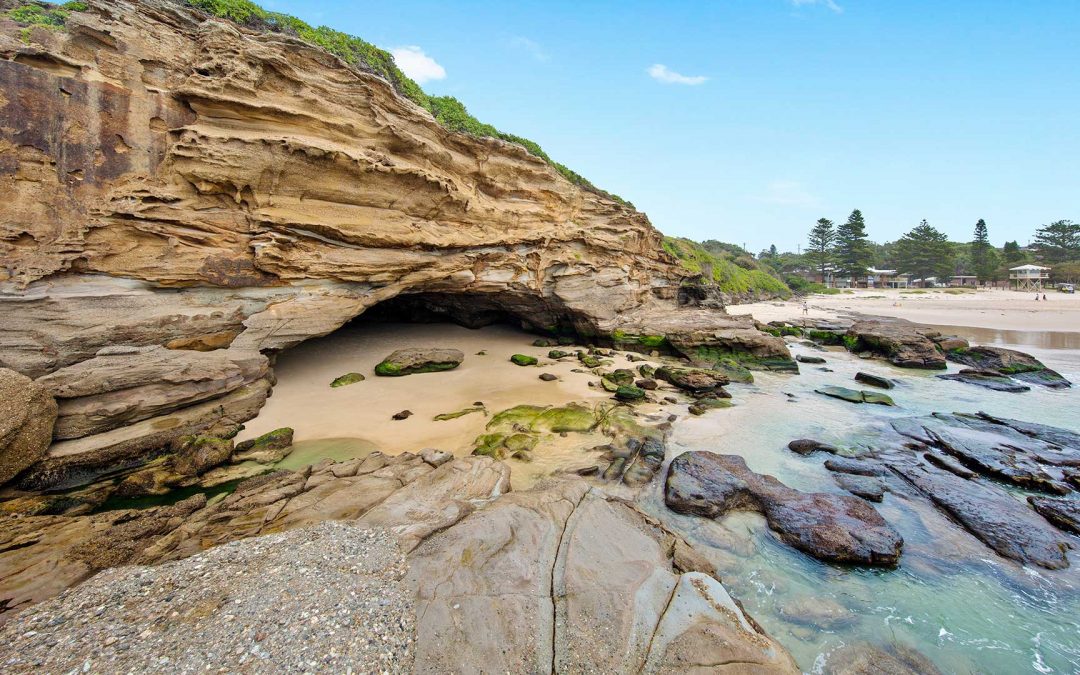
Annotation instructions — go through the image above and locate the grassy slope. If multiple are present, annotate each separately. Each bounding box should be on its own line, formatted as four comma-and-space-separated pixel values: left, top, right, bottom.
663, 237, 791, 298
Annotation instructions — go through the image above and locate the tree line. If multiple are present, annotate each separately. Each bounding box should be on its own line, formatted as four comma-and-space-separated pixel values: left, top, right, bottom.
756, 213, 1080, 286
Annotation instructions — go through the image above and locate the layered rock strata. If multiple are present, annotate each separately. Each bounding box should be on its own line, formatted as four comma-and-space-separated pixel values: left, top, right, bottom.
0, 0, 791, 486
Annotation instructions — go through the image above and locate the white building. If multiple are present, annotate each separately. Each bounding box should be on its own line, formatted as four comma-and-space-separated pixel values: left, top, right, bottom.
1009, 264, 1051, 291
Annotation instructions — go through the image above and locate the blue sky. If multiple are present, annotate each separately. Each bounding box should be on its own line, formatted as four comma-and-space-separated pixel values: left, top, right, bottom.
263, 0, 1078, 253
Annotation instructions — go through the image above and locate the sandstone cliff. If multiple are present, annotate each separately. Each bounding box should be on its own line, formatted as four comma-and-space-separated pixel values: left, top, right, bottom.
0, 0, 790, 486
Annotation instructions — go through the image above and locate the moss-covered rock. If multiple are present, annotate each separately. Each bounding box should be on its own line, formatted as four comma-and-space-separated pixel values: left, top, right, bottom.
374, 348, 464, 376
433, 406, 486, 421
710, 359, 754, 384
330, 372, 365, 387
548, 349, 570, 359
578, 353, 602, 368
171, 435, 234, 476
510, 354, 539, 366
614, 385, 647, 402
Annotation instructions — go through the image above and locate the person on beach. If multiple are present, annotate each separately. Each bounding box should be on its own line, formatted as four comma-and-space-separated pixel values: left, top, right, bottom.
1043, 294, 1048, 301
802, 302, 809, 316
1035, 293, 1039, 301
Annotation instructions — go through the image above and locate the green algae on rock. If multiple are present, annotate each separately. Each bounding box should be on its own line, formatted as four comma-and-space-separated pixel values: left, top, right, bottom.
330, 372, 365, 388
816, 386, 895, 406
510, 354, 539, 366
433, 406, 486, 422
233, 428, 294, 463
374, 348, 464, 377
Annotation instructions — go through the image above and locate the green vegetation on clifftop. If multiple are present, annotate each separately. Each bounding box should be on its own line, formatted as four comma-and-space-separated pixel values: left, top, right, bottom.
176, 0, 629, 205
662, 237, 791, 298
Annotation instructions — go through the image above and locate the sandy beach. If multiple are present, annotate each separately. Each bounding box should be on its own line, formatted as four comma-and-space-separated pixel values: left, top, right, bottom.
728, 287, 1080, 333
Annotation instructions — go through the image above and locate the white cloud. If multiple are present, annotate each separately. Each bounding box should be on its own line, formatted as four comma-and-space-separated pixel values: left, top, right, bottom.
790, 0, 843, 13
647, 64, 708, 86
757, 180, 821, 208
390, 46, 446, 84
507, 36, 549, 62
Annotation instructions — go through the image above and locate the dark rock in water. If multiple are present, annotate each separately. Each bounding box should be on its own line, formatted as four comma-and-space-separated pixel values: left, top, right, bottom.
687, 397, 732, 416
854, 372, 895, 389
510, 354, 538, 366
777, 596, 854, 629
846, 320, 946, 369
787, 439, 842, 456
833, 473, 885, 502
796, 354, 826, 364
1067, 470, 1080, 490
635, 378, 658, 390
824, 641, 942, 675
906, 417, 1068, 494
375, 348, 464, 376
937, 369, 1030, 392
946, 345, 1071, 388
819, 367, 834, 372
665, 452, 903, 566
1028, 497, 1080, 535
892, 464, 1071, 569
825, 457, 887, 477
969, 412, 1080, 451
922, 452, 976, 479
710, 359, 755, 384
930, 335, 969, 352
816, 386, 895, 406
538, 372, 558, 381
392, 410, 413, 420
654, 366, 729, 394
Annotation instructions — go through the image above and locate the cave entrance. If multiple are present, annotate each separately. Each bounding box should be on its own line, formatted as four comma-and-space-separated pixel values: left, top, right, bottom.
350, 291, 592, 339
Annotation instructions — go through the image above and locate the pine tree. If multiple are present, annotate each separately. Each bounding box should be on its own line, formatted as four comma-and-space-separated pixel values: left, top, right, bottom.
834, 209, 873, 281
894, 219, 953, 284
807, 218, 836, 284
971, 219, 995, 283
769, 244, 778, 258
1033, 220, 1080, 263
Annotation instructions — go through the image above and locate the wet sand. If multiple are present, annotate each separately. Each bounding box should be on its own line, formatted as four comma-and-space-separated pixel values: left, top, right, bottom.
237, 322, 677, 489
729, 288, 1080, 333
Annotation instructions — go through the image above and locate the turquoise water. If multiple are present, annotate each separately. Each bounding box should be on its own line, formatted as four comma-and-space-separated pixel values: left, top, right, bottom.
642, 335, 1080, 673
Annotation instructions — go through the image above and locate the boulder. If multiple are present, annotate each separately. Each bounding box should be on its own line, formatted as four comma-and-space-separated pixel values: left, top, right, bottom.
854, 372, 894, 389
170, 435, 234, 477
510, 354, 538, 366
330, 372, 365, 387
654, 366, 729, 394
946, 346, 1071, 388
665, 452, 903, 566
937, 369, 1031, 392
787, 439, 842, 456
846, 320, 946, 369
892, 465, 1070, 569
824, 641, 942, 675
614, 385, 646, 402
824, 457, 888, 476
796, 354, 826, 364
0, 369, 58, 485
374, 348, 464, 376
777, 596, 854, 629
538, 372, 558, 381
232, 428, 295, 464
833, 473, 885, 502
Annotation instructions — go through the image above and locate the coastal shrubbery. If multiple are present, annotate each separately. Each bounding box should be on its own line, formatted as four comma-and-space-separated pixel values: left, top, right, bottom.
176, 0, 630, 205
6, 1, 87, 27
662, 237, 792, 298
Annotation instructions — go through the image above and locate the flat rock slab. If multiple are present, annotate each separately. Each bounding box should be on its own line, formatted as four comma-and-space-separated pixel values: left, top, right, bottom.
1028, 497, 1080, 535
833, 473, 885, 502
816, 386, 895, 406
796, 354, 827, 364
665, 452, 903, 566
787, 439, 842, 456
408, 480, 797, 673
937, 369, 1030, 393
892, 464, 1071, 569
374, 348, 464, 376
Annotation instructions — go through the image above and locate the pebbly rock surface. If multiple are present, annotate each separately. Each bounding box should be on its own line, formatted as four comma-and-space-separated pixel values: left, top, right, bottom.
945, 346, 1072, 388
0, 368, 57, 485
0, 454, 508, 615
665, 452, 903, 566
0, 523, 415, 674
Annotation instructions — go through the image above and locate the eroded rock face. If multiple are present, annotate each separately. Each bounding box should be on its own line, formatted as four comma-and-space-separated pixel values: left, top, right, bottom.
846, 320, 946, 369
0, 368, 57, 484
665, 452, 903, 566
946, 346, 1072, 388
0, 0, 791, 486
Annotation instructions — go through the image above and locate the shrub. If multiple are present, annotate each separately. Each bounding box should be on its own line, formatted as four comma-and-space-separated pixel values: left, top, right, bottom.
663, 237, 791, 298
7, 1, 86, 27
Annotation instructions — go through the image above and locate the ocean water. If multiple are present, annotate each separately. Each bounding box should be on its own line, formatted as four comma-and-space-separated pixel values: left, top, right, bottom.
638, 333, 1080, 673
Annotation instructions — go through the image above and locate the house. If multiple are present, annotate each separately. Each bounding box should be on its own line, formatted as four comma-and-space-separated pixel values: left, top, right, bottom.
949, 275, 978, 287
1009, 264, 1051, 291
866, 268, 909, 289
